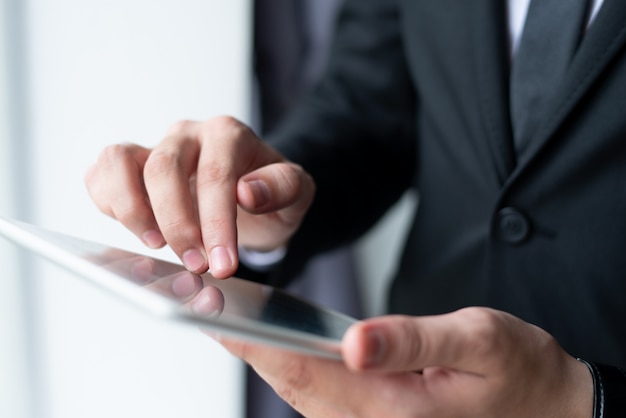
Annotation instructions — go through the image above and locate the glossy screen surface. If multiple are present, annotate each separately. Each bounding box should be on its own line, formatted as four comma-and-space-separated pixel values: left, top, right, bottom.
0, 217, 355, 359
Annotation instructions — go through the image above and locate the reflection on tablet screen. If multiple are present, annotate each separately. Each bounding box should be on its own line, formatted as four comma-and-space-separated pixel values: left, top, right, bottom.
0, 217, 356, 359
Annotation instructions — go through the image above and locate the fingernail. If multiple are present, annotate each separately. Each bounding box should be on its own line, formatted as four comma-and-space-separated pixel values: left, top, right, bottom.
142, 230, 165, 248
245, 179, 270, 208
182, 248, 206, 272
364, 329, 386, 368
209, 246, 233, 275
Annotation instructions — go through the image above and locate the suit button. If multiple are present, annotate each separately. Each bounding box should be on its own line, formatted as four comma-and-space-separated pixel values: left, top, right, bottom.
497, 207, 530, 244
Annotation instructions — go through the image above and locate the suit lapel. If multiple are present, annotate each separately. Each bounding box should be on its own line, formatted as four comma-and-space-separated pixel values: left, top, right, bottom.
512, 0, 626, 176
471, 0, 517, 184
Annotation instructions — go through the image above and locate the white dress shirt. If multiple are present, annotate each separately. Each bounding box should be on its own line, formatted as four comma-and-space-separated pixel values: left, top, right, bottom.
508, 0, 605, 57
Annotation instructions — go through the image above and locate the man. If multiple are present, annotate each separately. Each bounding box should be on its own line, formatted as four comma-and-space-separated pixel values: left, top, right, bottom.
85, 0, 626, 416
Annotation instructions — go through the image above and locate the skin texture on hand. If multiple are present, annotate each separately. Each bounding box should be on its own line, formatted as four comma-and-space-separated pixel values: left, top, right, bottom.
220, 308, 594, 418
85, 116, 315, 279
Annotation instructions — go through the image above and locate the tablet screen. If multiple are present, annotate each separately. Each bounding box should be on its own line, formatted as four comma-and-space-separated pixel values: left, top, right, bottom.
0, 217, 356, 359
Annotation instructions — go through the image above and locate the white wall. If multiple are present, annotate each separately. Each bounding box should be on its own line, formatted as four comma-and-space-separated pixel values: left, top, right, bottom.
1, 1, 252, 417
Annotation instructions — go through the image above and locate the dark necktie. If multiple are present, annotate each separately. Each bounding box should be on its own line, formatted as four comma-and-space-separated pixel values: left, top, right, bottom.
510, 0, 590, 153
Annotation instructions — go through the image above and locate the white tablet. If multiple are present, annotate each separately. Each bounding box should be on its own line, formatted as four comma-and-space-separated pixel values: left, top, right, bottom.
0, 217, 356, 360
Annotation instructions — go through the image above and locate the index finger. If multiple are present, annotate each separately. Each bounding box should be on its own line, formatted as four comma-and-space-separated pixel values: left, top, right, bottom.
194, 117, 283, 278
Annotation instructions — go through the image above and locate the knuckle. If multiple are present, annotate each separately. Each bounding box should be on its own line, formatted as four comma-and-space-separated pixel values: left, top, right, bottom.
274, 164, 300, 193
166, 119, 196, 135
98, 143, 135, 165
199, 216, 233, 243
397, 317, 424, 366
277, 162, 301, 181
159, 218, 198, 241
144, 149, 183, 179
157, 221, 202, 253
206, 115, 244, 133
204, 116, 255, 147
112, 196, 150, 226
275, 163, 314, 202
196, 163, 232, 186
458, 307, 506, 358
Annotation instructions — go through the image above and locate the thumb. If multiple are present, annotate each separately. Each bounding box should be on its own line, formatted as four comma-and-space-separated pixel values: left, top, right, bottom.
342, 308, 526, 374
237, 162, 315, 224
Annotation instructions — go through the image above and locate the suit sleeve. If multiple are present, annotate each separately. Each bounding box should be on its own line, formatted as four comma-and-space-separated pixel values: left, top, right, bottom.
239, 0, 417, 286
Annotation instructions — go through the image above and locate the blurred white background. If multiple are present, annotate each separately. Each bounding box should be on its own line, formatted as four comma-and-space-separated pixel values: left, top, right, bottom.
0, 1, 251, 417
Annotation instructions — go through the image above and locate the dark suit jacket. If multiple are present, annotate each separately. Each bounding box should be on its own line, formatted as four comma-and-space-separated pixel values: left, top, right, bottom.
241, 0, 626, 373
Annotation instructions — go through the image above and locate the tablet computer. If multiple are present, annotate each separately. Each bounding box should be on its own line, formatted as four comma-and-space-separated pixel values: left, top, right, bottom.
0, 217, 355, 360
